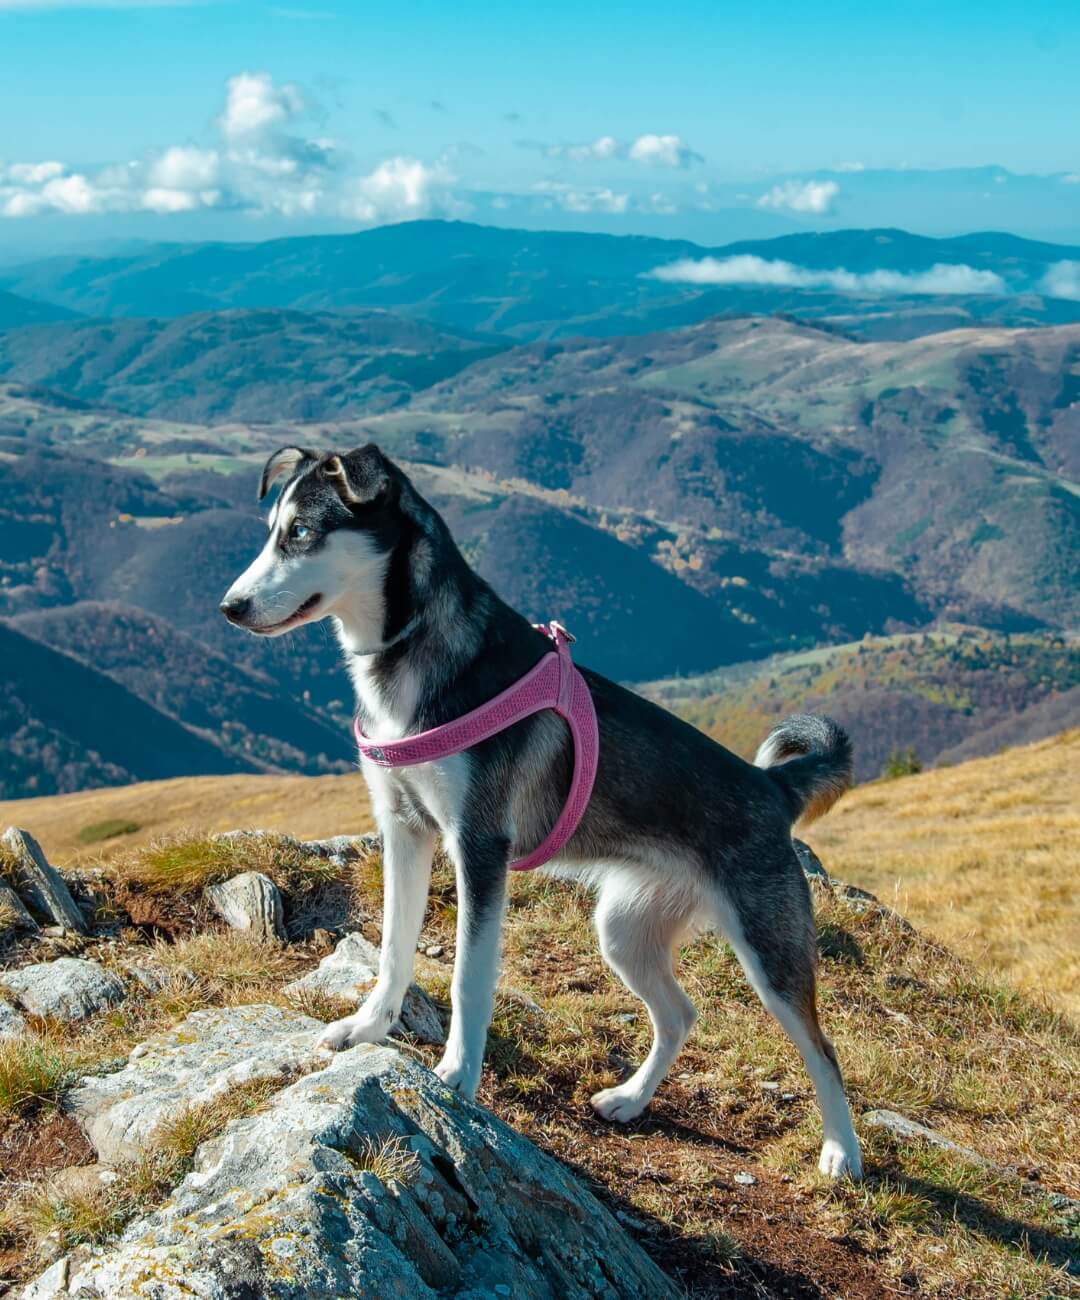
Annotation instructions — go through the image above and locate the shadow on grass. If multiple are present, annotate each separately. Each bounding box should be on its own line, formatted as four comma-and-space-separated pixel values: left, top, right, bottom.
874, 1166, 1080, 1278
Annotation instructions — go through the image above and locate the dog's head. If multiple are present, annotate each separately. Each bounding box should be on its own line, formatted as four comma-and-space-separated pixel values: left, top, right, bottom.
220, 444, 408, 640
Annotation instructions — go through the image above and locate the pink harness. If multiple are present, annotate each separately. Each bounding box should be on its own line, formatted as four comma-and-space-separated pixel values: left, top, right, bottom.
353, 622, 599, 872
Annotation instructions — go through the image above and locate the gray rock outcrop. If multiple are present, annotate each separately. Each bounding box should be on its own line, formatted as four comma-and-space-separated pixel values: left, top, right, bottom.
286, 931, 446, 1044
67, 1004, 322, 1164
1, 827, 86, 932
205, 870, 285, 940
28, 1005, 675, 1299
1, 957, 125, 1023
0, 882, 39, 935
0, 997, 27, 1040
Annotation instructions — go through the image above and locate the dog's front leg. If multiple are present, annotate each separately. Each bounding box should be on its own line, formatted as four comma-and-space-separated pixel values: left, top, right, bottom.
317, 816, 436, 1052
434, 830, 509, 1099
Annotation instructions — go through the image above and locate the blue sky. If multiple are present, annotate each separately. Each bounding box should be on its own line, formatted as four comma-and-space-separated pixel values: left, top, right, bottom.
2, 0, 1079, 252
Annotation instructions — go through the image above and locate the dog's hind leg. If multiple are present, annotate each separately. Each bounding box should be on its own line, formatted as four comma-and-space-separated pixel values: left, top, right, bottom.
316, 816, 436, 1052
716, 871, 862, 1180
434, 829, 509, 1099
590, 873, 698, 1123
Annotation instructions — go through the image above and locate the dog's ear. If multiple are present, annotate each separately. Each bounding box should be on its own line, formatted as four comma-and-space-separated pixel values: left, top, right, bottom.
321, 445, 394, 509
258, 446, 315, 501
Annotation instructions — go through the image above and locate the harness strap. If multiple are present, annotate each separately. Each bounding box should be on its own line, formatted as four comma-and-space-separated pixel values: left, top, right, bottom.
353, 622, 599, 872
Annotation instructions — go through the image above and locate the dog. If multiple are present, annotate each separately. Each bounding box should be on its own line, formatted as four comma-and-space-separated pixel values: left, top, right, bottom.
221, 444, 863, 1180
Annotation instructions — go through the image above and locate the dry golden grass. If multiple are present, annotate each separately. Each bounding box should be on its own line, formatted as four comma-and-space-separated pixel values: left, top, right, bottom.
0, 772, 373, 866
807, 727, 1080, 1017
0, 822, 1077, 1296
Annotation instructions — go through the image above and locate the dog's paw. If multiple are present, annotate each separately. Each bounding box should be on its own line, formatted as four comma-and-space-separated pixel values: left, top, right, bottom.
818, 1138, 863, 1180
434, 1054, 480, 1100
315, 1012, 387, 1053
590, 1085, 648, 1124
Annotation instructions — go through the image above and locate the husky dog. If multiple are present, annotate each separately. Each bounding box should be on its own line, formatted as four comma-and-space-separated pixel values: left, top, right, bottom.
221, 445, 863, 1179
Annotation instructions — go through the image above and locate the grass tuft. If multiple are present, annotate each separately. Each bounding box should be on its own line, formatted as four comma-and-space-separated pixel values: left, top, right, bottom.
0, 1039, 79, 1121
344, 1135, 421, 1187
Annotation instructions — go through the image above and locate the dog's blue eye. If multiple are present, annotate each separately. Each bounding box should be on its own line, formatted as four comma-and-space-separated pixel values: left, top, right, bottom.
291, 524, 310, 541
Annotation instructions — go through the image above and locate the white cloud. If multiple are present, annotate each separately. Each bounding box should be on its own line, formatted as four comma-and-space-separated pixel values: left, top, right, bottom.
649, 254, 1007, 296
537, 132, 701, 168
343, 156, 456, 224
1039, 260, 1080, 301
533, 181, 629, 214
219, 71, 305, 141
627, 133, 701, 168
0, 69, 472, 226
5, 160, 65, 183
757, 179, 839, 214
1062, 173, 1080, 185
834, 161, 865, 173
147, 145, 220, 190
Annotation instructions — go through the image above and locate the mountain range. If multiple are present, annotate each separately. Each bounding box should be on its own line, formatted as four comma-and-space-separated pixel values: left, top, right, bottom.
3, 221, 1080, 343
0, 220, 1077, 798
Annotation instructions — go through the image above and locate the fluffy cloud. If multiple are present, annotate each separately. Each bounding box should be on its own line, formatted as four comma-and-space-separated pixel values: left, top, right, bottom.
533, 181, 629, 214
0, 71, 454, 225
650, 254, 1007, 296
535, 132, 701, 168
219, 71, 305, 142
343, 157, 457, 223
1039, 261, 1080, 300
757, 179, 839, 214
147, 146, 220, 190
5, 160, 65, 184
627, 134, 701, 168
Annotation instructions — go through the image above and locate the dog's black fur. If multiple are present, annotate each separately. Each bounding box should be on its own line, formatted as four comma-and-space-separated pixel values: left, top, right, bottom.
222, 443, 863, 1178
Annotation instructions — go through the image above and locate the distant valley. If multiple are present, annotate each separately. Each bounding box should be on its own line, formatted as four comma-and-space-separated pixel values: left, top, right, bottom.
0, 220, 1077, 799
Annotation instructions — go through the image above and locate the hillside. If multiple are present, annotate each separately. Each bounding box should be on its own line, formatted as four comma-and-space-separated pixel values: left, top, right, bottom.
0, 622, 260, 798
1, 779, 1078, 1296
5, 221, 1080, 342
8, 602, 352, 776
0, 289, 77, 331
807, 727, 1080, 1017
0, 309, 502, 424
647, 628, 1080, 780
3, 725, 1076, 1021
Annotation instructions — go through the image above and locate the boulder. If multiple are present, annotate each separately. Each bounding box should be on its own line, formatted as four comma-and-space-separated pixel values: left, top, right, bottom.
2, 957, 125, 1023
205, 871, 284, 940
0, 998, 27, 1041
28, 1007, 676, 1298
0, 882, 39, 934
67, 1004, 322, 1165
1, 827, 85, 933
793, 838, 829, 880
286, 932, 446, 1045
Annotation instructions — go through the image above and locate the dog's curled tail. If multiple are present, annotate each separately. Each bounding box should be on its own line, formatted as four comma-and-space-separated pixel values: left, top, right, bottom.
754, 714, 853, 826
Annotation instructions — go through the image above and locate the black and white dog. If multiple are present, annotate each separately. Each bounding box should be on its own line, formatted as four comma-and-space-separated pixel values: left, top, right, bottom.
221, 445, 863, 1180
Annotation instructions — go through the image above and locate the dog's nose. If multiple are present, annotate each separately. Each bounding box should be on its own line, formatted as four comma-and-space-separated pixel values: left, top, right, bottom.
220, 595, 251, 625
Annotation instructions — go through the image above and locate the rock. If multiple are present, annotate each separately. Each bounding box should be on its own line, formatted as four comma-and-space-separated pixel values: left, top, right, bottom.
793, 838, 829, 880
205, 871, 284, 941
300, 833, 380, 862
425, 944, 444, 958
1, 827, 86, 933
123, 959, 195, 994
0, 882, 40, 934
862, 1109, 1080, 1213
2, 957, 125, 1023
287, 932, 445, 1045
28, 1008, 677, 1299
67, 1004, 323, 1165
734, 1171, 757, 1186
0, 998, 28, 1040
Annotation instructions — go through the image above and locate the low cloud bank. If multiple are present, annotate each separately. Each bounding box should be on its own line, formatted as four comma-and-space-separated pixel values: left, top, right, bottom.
649, 254, 1008, 296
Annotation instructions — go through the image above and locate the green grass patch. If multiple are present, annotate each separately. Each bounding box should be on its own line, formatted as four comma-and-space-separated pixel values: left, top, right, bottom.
76, 819, 141, 846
